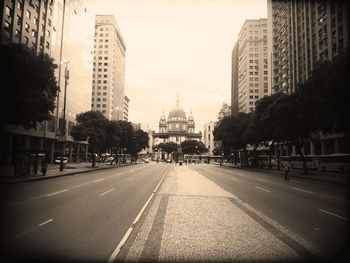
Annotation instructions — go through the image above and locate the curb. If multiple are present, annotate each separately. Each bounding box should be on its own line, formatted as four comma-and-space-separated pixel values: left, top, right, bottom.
0, 162, 139, 185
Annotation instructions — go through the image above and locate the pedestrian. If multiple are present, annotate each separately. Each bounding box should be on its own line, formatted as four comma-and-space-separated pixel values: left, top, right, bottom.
41, 157, 48, 176
284, 165, 290, 181
33, 153, 38, 175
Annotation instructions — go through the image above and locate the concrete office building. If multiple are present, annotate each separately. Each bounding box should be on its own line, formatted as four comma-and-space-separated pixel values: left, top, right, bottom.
0, 0, 93, 172
268, 0, 349, 94
235, 19, 270, 113
91, 15, 126, 121
231, 44, 239, 116
123, 95, 129, 121
267, 0, 349, 155
203, 121, 217, 155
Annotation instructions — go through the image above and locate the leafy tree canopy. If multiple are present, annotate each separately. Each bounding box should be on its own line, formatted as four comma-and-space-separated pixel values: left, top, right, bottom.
181, 140, 208, 154
0, 44, 59, 129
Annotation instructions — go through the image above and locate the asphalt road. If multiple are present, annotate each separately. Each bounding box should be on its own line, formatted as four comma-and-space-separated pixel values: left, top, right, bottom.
0, 163, 170, 263
191, 164, 350, 260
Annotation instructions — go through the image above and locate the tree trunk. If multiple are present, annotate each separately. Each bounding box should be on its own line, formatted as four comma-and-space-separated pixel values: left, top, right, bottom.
276, 143, 281, 171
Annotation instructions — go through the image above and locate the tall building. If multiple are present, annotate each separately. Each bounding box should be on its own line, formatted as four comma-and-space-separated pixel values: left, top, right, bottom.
123, 95, 129, 121
203, 121, 217, 155
91, 15, 126, 120
0, 0, 93, 169
268, 0, 349, 94
1, 0, 54, 53
267, 0, 349, 155
231, 44, 239, 116
234, 19, 270, 113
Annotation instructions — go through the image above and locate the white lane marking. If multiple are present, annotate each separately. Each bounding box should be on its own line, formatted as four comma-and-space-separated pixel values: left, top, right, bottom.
231, 177, 238, 181
94, 178, 105, 183
255, 186, 271, 193
100, 188, 114, 196
107, 227, 133, 263
39, 219, 53, 226
107, 165, 172, 263
291, 187, 313, 194
116, 173, 122, 175
128, 178, 135, 182
46, 189, 68, 197
318, 209, 349, 221
257, 178, 267, 182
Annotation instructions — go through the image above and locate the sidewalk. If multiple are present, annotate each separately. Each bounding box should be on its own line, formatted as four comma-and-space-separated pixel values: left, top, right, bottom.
213, 162, 350, 186
116, 165, 324, 262
0, 162, 139, 185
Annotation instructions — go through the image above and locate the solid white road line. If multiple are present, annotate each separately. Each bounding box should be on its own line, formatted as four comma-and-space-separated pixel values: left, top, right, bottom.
100, 188, 115, 196
255, 186, 271, 193
231, 177, 238, 181
257, 178, 267, 182
39, 219, 53, 226
318, 209, 349, 221
107, 165, 172, 263
291, 187, 313, 194
46, 189, 68, 197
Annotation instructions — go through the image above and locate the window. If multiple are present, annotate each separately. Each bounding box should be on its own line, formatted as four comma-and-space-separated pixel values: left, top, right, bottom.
26, 10, 31, 18
34, 17, 38, 25
4, 21, 11, 32
5, 6, 11, 16
25, 23, 30, 32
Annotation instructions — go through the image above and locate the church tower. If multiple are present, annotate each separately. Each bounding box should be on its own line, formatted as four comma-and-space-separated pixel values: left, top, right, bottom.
188, 110, 195, 133
159, 110, 167, 133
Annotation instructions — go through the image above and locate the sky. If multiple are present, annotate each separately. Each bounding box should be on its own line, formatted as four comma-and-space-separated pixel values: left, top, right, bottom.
85, 0, 267, 132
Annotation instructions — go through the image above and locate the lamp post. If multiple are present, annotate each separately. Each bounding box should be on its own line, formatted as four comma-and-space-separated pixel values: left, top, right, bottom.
59, 60, 71, 171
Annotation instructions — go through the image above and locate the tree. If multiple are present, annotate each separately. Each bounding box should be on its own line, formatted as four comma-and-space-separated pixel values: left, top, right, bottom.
127, 129, 149, 158
0, 44, 59, 129
181, 140, 208, 154
70, 111, 108, 154
218, 103, 231, 121
155, 142, 178, 155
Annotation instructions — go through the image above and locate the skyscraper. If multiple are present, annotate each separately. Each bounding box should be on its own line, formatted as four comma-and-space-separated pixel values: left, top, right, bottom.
91, 15, 126, 120
233, 19, 270, 113
268, 0, 349, 94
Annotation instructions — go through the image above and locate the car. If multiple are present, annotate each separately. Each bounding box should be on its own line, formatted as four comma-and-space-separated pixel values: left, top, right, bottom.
144, 158, 150, 163
54, 157, 68, 164
166, 159, 172, 163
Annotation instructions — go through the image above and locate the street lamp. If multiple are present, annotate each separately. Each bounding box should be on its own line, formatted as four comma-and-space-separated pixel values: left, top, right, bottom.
59, 60, 71, 171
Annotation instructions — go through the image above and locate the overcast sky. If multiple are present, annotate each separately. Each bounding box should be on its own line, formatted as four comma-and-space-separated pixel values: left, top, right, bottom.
86, 0, 267, 132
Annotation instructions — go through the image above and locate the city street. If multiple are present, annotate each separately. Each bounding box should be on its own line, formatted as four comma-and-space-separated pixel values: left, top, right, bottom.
0, 163, 349, 262
0, 163, 170, 262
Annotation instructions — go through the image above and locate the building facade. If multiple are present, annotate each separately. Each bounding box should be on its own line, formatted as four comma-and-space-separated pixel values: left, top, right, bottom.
235, 19, 270, 113
0, 0, 93, 172
268, 0, 349, 94
231, 44, 239, 116
91, 15, 126, 121
123, 95, 129, 121
153, 97, 201, 147
203, 121, 217, 155
267, 0, 349, 155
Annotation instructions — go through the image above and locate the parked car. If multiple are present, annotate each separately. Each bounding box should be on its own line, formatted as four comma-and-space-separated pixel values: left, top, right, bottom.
144, 158, 150, 163
166, 159, 172, 163
54, 157, 68, 164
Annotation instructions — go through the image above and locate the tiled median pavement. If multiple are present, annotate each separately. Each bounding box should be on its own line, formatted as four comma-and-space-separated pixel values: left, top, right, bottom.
116, 165, 324, 262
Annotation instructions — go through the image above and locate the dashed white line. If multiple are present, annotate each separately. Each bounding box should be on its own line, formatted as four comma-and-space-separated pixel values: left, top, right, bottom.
231, 177, 238, 181
318, 209, 349, 221
46, 189, 68, 197
39, 219, 53, 226
100, 188, 114, 196
94, 178, 105, 183
257, 178, 267, 182
291, 187, 313, 194
255, 186, 271, 193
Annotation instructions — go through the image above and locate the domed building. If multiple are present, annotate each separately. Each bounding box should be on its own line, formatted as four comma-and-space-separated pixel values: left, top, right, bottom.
154, 96, 201, 147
